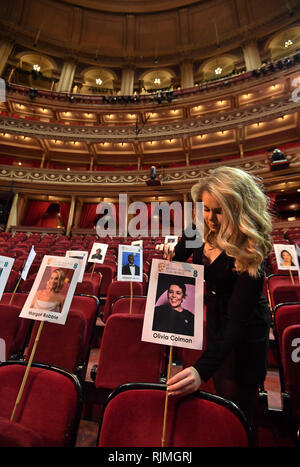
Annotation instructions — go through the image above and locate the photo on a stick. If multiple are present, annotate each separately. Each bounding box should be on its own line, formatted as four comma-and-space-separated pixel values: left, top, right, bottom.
273, 243, 298, 271
142, 259, 204, 350
20, 255, 80, 325
117, 244, 143, 282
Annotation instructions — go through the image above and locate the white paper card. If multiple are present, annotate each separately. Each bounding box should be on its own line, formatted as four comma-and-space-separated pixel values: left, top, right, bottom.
88, 243, 108, 264
66, 250, 88, 282
273, 244, 298, 271
19, 255, 80, 325
21, 245, 36, 280
0, 255, 15, 300
142, 259, 204, 350
117, 244, 143, 282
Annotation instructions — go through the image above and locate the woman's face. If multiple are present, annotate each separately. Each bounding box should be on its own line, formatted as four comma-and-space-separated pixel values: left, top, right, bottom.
168, 285, 184, 309
202, 190, 223, 233
282, 251, 292, 263
47, 272, 60, 291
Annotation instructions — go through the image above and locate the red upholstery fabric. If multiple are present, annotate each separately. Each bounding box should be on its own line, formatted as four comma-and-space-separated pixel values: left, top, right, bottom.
102, 281, 144, 322
282, 325, 300, 418
69, 295, 98, 361
170, 395, 250, 447
95, 314, 164, 389
25, 310, 87, 373
89, 264, 116, 297
0, 416, 44, 447
0, 363, 81, 447
0, 304, 22, 359
111, 296, 147, 315
98, 386, 252, 447
0, 294, 31, 354
274, 303, 300, 354
267, 275, 300, 309
4, 270, 19, 293
75, 272, 101, 296
273, 286, 300, 307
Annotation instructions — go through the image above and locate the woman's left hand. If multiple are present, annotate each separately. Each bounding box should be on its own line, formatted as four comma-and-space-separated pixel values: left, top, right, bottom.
167, 367, 201, 396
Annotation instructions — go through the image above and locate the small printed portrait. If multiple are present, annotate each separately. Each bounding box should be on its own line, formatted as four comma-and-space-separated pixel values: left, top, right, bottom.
280, 249, 295, 267
88, 243, 108, 264
164, 235, 178, 245
152, 274, 195, 337
91, 248, 102, 260
122, 252, 140, 276
274, 244, 298, 271
31, 267, 74, 314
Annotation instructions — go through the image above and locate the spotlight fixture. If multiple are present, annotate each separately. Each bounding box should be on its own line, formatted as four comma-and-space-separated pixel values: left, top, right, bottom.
215, 67, 222, 75
33, 64, 40, 71
96, 78, 103, 85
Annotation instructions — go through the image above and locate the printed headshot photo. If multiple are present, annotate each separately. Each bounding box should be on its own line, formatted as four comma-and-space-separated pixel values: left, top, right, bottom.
88, 242, 108, 264
152, 273, 195, 337
121, 251, 141, 276
30, 266, 75, 314
274, 244, 298, 271
164, 235, 178, 245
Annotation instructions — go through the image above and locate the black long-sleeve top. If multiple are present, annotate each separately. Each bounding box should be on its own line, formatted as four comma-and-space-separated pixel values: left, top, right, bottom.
173, 232, 270, 385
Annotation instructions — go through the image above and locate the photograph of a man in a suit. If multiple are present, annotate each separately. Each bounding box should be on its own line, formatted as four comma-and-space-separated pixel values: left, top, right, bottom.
122, 254, 140, 276
91, 248, 102, 260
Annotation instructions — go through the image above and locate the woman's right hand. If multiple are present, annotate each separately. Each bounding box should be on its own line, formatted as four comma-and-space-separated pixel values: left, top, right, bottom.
163, 244, 175, 261
167, 367, 201, 397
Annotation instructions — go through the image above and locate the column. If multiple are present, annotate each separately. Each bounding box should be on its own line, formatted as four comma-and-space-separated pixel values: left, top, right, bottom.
242, 41, 261, 71
5, 192, 18, 232
73, 199, 83, 229
180, 61, 194, 89
0, 40, 14, 77
120, 67, 135, 96
66, 196, 76, 236
56, 61, 76, 93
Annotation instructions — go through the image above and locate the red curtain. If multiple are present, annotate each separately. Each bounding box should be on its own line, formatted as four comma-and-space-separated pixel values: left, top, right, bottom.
22, 201, 50, 226
59, 203, 70, 228
79, 204, 97, 228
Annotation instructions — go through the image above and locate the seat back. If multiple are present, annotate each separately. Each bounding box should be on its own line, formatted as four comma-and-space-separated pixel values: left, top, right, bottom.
274, 303, 300, 355
267, 274, 300, 309
0, 362, 82, 447
4, 270, 19, 293
25, 309, 87, 375
111, 295, 147, 316
282, 325, 300, 418
97, 383, 253, 447
102, 281, 144, 322
69, 295, 99, 363
90, 264, 115, 298
0, 304, 22, 360
0, 297, 32, 357
95, 314, 164, 390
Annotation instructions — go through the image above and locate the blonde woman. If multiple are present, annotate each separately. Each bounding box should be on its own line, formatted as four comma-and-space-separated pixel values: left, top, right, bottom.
31, 268, 66, 313
167, 166, 273, 426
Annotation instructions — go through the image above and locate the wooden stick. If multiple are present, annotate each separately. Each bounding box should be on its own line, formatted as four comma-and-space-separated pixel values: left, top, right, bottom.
289, 269, 295, 285
129, 280, 133, 315
10, 320, 45, 422
161, 346, 173, 447
8, 276, 22, 305
90, 263, 95, 279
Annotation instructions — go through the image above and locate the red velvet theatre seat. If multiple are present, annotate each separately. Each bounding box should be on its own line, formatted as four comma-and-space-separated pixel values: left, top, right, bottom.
97, 383, 254, 447
0, 362, 82, 447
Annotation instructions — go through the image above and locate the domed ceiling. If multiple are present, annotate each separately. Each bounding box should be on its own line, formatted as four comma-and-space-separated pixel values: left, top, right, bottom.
1, 0, 299, 69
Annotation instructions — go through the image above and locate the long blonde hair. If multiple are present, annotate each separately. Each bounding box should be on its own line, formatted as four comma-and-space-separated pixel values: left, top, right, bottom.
191, 166, 273, 277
